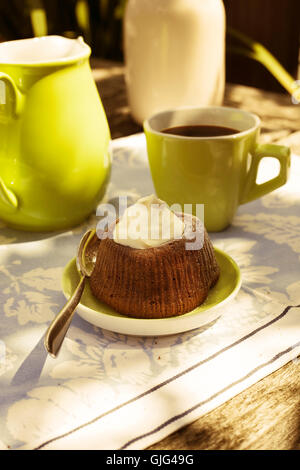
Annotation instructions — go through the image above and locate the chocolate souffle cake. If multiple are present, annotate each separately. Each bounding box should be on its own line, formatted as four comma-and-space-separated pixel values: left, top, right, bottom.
90, 195, 220, 318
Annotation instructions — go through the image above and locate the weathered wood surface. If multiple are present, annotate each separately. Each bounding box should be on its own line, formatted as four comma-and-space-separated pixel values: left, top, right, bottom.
91, 58, 300, 450
91, 58, 300, 154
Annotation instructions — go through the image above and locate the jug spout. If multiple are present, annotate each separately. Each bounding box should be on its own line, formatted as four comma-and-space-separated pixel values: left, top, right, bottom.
0, 177, 18, 213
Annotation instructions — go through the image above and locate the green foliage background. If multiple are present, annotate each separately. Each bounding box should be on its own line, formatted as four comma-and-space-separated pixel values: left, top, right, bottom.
0, 0, 127, 59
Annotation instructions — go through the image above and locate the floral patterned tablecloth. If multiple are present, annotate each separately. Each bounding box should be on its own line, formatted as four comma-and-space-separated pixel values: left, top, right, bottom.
0, 134, 299, 450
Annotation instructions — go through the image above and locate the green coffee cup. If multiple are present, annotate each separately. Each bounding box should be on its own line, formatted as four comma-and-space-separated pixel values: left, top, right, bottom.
144, 106, 290, 232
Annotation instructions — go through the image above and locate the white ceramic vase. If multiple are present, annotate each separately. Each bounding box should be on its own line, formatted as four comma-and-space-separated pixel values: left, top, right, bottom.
124, 0, 226, 124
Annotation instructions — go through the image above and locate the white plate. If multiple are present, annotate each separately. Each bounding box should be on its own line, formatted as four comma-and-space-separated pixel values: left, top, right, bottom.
62, 248, 241, 336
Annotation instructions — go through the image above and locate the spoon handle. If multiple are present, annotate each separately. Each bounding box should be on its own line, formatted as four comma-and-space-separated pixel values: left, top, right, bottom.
44, 275, 86, 358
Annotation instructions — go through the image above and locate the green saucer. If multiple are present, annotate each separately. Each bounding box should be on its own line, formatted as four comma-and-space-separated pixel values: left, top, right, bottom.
62, 247, 241, 336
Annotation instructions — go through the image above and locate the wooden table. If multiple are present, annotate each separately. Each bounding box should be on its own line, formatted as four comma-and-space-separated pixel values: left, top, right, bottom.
91, 59, 300, 451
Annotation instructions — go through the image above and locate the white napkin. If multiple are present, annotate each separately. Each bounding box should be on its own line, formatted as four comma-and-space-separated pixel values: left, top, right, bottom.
0, 135, 299, 450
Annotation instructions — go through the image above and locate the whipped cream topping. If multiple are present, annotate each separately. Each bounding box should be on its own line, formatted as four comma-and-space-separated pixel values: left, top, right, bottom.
113, 194, 185, 249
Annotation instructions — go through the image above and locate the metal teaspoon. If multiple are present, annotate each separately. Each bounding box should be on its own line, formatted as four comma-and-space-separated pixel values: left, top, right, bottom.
44, 229, 100, 358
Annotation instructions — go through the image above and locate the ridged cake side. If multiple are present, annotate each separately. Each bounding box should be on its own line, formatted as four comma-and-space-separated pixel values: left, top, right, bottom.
90, 213, 220, 319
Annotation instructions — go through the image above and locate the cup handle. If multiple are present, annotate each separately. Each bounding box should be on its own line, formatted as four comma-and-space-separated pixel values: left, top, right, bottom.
0, 72, 24, 117
240, 143, 291, 204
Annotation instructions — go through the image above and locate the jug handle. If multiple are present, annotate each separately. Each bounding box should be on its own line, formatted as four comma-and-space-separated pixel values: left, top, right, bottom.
0, 72, 24, 117
0, 73, 22, 211
0, 177, 18, 210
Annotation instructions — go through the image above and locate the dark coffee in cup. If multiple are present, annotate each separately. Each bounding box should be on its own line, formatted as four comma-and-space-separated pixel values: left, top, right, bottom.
162, 125, 239, 137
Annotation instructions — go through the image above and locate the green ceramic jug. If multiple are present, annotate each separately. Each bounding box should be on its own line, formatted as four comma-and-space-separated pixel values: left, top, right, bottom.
0, 36, 111, 231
